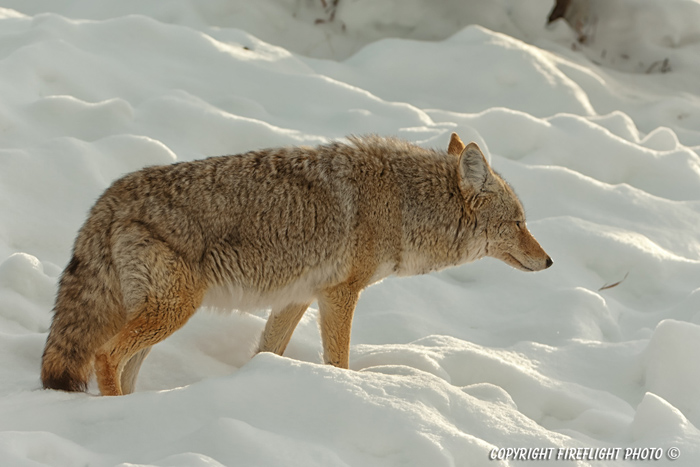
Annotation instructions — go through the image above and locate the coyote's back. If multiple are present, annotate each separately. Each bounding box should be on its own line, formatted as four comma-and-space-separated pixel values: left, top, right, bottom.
41, 133, 551, 395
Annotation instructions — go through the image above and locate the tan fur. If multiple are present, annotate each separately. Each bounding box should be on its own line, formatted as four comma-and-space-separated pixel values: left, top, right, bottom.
448, 132, 466, 156
258, 302, 312, 355
41, 133, 551, 395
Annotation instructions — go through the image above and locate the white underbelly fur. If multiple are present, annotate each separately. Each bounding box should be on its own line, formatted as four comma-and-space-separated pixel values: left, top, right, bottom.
201, 261, 396, 313
200, 263, 342, 313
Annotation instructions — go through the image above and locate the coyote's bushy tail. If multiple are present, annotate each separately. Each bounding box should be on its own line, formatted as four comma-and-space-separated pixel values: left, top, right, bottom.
41, 216, 124, 392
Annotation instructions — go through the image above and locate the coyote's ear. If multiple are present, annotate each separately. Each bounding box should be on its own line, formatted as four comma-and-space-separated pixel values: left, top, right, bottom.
448, 132, 466, 156
458, 142, 492, 193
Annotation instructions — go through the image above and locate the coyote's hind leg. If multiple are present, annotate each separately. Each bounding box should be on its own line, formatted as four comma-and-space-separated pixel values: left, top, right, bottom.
95, 224, 204, 396
95, 272, 202, 395
119, 346, 152, 395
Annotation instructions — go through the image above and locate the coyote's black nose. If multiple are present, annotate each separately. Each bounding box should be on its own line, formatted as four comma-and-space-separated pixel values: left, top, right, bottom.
545, 256, 553, 269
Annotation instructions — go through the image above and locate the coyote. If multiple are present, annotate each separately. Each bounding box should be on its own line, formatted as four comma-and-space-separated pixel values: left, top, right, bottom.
41, 133, 552, 396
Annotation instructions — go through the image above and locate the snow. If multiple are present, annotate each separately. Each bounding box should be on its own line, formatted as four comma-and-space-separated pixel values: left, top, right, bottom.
1, 0, 700, 465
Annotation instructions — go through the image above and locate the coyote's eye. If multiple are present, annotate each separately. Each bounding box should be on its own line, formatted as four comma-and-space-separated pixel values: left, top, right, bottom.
515, 221, 522, 228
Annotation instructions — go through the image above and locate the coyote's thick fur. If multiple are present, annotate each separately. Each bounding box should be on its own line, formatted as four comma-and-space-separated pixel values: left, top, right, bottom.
41, 133, 551, 395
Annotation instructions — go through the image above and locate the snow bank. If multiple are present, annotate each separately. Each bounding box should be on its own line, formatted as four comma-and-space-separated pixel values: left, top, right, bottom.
1, 1, 699, 466
644, 320, 700, 425
308, 27, 595, 118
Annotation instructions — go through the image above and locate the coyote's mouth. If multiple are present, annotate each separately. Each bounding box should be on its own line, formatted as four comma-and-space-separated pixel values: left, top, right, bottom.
505, 253, 533, 271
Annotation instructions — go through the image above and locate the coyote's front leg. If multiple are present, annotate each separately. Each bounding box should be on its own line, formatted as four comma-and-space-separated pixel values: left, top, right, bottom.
258, 302, 312, 356
318, 284, 361, 369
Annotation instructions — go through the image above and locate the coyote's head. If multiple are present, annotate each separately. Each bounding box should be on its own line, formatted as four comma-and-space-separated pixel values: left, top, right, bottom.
449, 133, 553, 272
